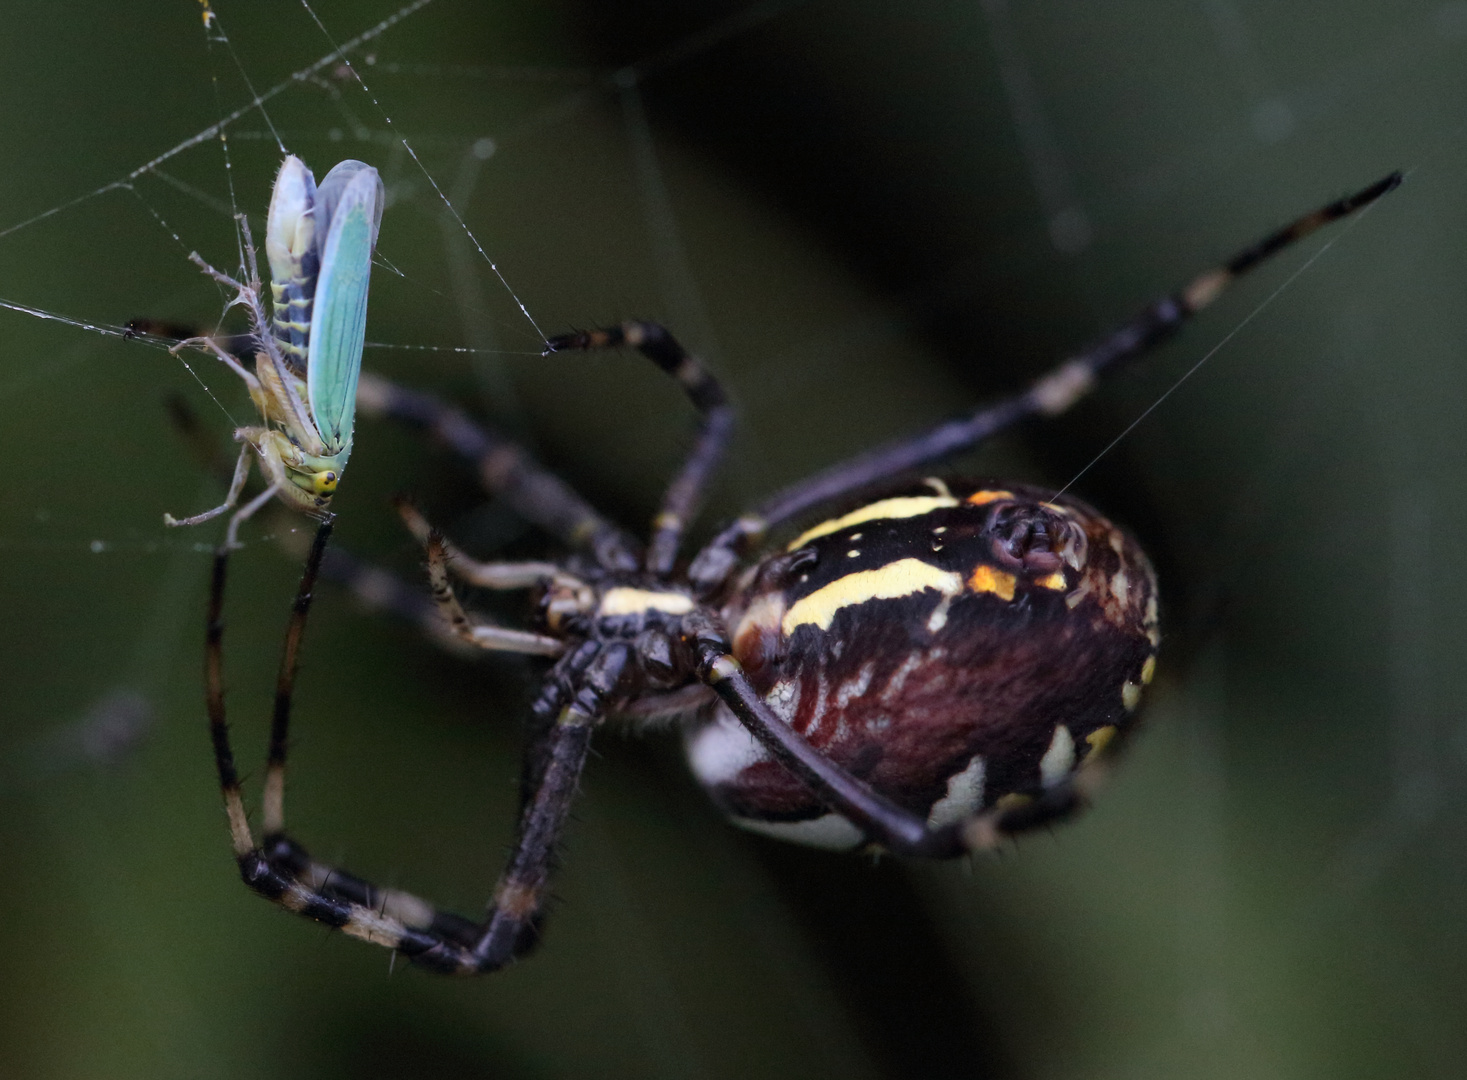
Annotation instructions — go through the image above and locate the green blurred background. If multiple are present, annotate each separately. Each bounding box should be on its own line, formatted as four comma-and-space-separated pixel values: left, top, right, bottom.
1, 1, 1464, 1077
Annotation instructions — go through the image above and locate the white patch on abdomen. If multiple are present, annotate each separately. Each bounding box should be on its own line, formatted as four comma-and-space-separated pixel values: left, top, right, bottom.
729, 813, 865, 851
768, 678, 801, 721
835, 662, 874, 708
1039, 724, 1076, 786
926, 754, 987, 828
684, 705, 771, 787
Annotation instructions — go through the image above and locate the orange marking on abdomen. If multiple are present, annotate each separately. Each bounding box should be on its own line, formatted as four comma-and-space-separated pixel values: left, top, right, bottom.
968, 564, 1016, 601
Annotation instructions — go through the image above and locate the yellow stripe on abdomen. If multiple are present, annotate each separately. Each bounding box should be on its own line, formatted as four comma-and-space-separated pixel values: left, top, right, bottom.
785, 495, 958, 551
782, 559, 964, 634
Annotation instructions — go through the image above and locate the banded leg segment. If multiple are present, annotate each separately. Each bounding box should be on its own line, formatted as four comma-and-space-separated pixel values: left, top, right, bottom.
687, 171, 1402, 594
316, 543, 460, 653
205, 519, 488, 972
395, 496, 571, 591
393, 497, 575, 656
152, 322, 637, 568
419, 530, 566, 657
471, 647, 627, 967
262, 522, 333, 836
204, 520, 619, 974
545, 322, 735, 575
248, 645, 621, 974
355, 372, 640, 571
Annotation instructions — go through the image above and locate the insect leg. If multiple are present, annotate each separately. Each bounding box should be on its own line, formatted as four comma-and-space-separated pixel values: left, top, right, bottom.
222, 480, 283, 550
163, 388, 452, 648
163, 442, 254, 528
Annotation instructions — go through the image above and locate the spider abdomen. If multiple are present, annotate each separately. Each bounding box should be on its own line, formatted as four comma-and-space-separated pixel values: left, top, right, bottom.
686, 479, 1159, 852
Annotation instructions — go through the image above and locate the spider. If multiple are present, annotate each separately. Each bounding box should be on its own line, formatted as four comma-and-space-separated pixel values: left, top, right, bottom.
200, 172, 1398, 975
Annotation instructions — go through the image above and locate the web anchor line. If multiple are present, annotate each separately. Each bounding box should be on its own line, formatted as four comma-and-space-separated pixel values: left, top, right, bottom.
0, 0, 435, 244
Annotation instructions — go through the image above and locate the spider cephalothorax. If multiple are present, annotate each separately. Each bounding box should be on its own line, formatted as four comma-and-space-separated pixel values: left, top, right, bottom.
195, 172, 1397, 974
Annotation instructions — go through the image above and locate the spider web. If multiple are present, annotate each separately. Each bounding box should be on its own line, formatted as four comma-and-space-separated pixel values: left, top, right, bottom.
0, 1, 1465, 1077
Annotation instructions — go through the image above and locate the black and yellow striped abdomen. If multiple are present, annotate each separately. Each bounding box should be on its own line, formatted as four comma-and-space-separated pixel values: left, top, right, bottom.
686, 478, 1159, 850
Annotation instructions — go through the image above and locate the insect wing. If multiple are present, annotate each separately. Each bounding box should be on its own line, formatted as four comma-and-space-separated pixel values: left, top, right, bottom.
306, 162, 382, 459
313, 159, 385, 258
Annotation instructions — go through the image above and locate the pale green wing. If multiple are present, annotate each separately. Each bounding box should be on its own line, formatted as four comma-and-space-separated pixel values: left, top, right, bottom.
306, 162, 382, 460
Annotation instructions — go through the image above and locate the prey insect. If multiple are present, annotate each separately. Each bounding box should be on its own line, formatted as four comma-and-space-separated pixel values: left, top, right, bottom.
161, 154, 383, 546
199, 172, 1397, 974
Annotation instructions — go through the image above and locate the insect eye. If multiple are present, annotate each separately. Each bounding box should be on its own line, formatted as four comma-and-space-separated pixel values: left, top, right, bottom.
985, 501, 1083, 574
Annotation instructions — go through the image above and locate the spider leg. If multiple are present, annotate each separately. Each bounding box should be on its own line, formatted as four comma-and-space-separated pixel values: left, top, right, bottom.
259, 523, 332, 838
316, 543, 464, 653
148, 318, 636, 567
206, 518, 623, 974
355, 371, 641, 571
417, 529, 565, 656
470, 643, 629, 969
684, 611, 1120, 857
395, 496, 569, 591
203, 520, 520, 973
544, 321, 735, 575
687, 171, 1402, 594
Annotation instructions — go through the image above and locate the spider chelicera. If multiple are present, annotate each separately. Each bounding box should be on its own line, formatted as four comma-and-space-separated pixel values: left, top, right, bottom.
197, 172, 1398, 975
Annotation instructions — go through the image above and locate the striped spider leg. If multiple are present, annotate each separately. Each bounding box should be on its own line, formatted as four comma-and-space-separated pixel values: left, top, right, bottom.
200, 324, 736, 972
202, 173, 1398, 973
685, 171, 1404, 595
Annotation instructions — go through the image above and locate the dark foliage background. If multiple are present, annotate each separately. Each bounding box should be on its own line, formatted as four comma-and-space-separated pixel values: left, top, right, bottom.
0, 1, 1464, 1077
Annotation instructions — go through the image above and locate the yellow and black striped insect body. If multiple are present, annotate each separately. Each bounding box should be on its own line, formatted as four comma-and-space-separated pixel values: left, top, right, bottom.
688, 479, 1158, 849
